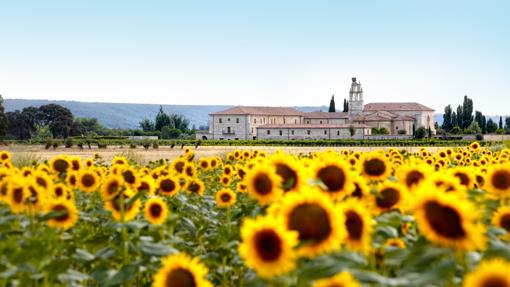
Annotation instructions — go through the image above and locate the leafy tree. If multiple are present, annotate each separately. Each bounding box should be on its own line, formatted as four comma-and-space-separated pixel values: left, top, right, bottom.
169, 114, 190, 132
161, 125, 181, 139
0, 95, 7, 137
486, 118, 498, 133
155, 106, 171, 131
452, 112, 458, 128
456, 105, 463, 129
6, 107, 40, 140
37, 104, 74, 138
475, 111, 484, 134
139, 117, 155, 132
467, 121, 481, 134
442, 105, 453, 132
328, 95, 336, 112
414, 127, 428, 139
505, 117, 510, 131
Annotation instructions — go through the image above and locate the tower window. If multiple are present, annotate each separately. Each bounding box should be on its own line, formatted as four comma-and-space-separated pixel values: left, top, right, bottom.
279, 130, 283, 136
267, 130, 270, 135
337, 131, 340, 136
236, 118, 239, 123
219, 118, 222, 123
324, 130, 327, 135
307, 130, 311, 135
254, 118, 257, 124
291, 130, 295, 135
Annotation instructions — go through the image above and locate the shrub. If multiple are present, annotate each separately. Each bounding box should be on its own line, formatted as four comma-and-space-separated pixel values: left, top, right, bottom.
153, 141, 159, 149
129, 143, 137, 149
45, 140, 53, 150
414, 127, 428, 139
64, 138, 74, 148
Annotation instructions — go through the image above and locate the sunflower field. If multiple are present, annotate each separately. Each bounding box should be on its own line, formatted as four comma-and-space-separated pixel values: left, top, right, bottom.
1, 143, 510, 286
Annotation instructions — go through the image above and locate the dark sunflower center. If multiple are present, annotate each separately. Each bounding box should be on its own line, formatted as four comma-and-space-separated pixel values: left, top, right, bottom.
175, 162, 185, 173
351, 183, 363, 198
253, 173, 273, 195
52, 204, 70, 222
13, 187, 23, 203
317, 165, 345, 192
138, 182, 150, 192
424, 201, 465, 239
222, 177, 229, 184
492, 170, 510, 190
53, 159, 69, 173
166, 268, 196, 287
36, 177, 48, 188
220, 193, 231, 202
28, 187, 39, 205
188, 182, 200, 194
288, 203, 332, 244
480, 277, 509, 287
405, 170, 424, 188
108, 181, 120, 195
160, 179, 176, 192
1, 153, 8, 160
238, 169, 246, 180
69, 175, 77, 186
185, 167, 194, 177
81, 174, 96, 187
210, 160, 217, 168
122, 171, 136, 184
500, 214, 510, 232
376, 188, 400, 209
363, 158, 386, 177
276, 163, 298, 191
254, 229, 283, 261
72, 160, 80, 171
149, 203, 163, 217
454, 172, 470, 187
224, 168, 231, 175
55, 187, 64, 196
345, 210, 364, 240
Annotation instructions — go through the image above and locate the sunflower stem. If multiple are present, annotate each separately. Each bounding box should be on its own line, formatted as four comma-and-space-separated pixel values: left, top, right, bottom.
119, 192, 128, 265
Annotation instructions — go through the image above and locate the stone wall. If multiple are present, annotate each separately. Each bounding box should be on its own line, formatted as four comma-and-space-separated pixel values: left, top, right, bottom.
257, 127, 367, 140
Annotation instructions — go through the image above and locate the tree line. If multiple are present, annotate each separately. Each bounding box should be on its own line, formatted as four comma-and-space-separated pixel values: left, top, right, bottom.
138, 106, 192, 139
441, 95, 509, 135
0, 95, 193, 140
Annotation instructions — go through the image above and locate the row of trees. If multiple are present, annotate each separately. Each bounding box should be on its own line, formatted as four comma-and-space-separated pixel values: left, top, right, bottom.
139, 106, 191, 139
328, 96, 349, 113
0, 95, 194, 140
442, 95, 509, 135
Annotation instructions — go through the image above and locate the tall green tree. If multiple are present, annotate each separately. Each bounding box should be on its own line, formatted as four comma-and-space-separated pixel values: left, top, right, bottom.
155, 106, 171, 131
139, 117, 155, 131
442, 105, 453, 132
37, 104, 74, 138
505, 117, 510, 131
461, 96, 473, 129
452, 112, 458, 128
343, 99, 349, 112
486, 118, 498, 133
475, 111, 484, 133
499, 116, 503, 129
456, 105, 463, 129
0, 95, 7, 137
328, 95, 336, 112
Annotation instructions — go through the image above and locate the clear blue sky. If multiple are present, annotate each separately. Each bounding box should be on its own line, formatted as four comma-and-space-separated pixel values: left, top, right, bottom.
0, 0, 509, 114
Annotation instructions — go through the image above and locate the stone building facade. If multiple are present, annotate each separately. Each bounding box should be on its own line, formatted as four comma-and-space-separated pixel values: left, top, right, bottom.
198, 78, 435, 140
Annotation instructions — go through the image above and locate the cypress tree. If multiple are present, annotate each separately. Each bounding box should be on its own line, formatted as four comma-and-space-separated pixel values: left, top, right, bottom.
328, 95, 336, 112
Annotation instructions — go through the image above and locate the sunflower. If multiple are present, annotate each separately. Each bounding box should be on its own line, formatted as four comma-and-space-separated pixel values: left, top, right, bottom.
183, 164, 197, 178
152, 253, 213, 287
186, 179, 205, 196
244, 163, 283, 206
26, 180, 46, 213
338, 199, 373, 254
349, 175, 370, 201
85, 158, 94, 168
104, 188, 141, 222
68, 156, 82, 172
269, 155, 305, 193
111, 156, 128, 166
373, 182, 407, 214
120, 166, 140, 188
236, 182, 247, 193
492, 206, 510, 234
463, 258, 510, 287
45, 199, 79, 230
33, 171, 54, 192
312, 271, 362, 287
397, 164, 431, 192
6, 180, 29, 213
238, 216, 298, 279
137, 176, 155, 195
485, 163, 510, 197
0, 151, 11, 163
198, 158, 210, 170
385, 238, 406, 249
235, 164, 247, 181
312, 158, 353, 200
101, 175, 124, 200
51, 183, 70, 200
144, 197, 169, 225
209, 157, 219, 169
49, 155, 70, 177
412, 185, 486, 250
78, 169, 101, 193
450, 167, 476, 190
157, 176, 179, 197
360, 153, 391, 180
279, 188, 345, 257
219, 175, 232, 187
171, 158, 187, 174
215, 188, 236, 207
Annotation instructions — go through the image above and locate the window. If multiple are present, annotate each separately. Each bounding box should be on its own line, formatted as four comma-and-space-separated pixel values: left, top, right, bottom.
320, 120, 323, 124
227, 127, 231, 133
291, 130, 295, 135
396, 126, 399, 130
236, 118, 239, 123
267, 130, 271, 135
307, 120, 310, 124
307, 130, 311, 135
283, 119, 286, 124
219, 118, 222, 123
294, 119, 297, 124
254, 118, 257, 124
279, 130, 283, 136
227, 118, 230, 122
337, 131, 340, 136
324, 130, 327, 135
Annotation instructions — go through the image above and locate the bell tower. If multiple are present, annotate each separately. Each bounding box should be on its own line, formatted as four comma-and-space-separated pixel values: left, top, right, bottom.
349, 77, 364, 115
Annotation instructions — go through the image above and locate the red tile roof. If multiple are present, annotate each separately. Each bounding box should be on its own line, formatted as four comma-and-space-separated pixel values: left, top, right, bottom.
364, 102, 434, 112
211, 106, 304, 116
304, 112, 349, 119
258, 124, 369, 129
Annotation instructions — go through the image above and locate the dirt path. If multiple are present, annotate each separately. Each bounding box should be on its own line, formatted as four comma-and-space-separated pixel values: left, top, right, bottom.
3, 145, 447, 165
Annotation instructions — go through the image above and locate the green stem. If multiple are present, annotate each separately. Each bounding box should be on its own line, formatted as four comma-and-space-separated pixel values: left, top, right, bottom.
119, 193, 128, 265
